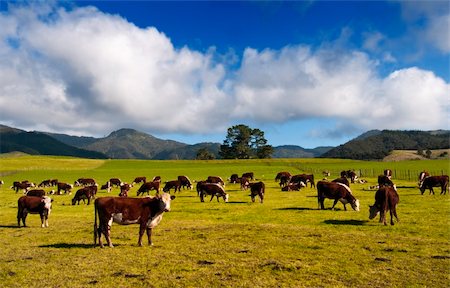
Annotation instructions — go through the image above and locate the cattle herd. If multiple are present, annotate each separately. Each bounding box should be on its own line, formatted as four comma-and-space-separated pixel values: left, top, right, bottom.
4, 169, 449, 247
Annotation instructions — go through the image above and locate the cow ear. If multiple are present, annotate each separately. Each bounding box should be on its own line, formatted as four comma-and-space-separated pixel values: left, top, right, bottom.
171, 195, 176, 200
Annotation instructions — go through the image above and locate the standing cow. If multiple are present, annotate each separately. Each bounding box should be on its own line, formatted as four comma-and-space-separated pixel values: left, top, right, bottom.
137, 181, 160, 196
163, 180, 181, 193
418, 171, 430, 186
17, 196, 53, 227
72, 186, 97, 205
197, 182, 229, 203
94, 193, 175, 247
369, 186, 399, 225
177, 176, 193, 190
317, 181, 360, 211
247, 181, 265, 203
419, 175, 449, 195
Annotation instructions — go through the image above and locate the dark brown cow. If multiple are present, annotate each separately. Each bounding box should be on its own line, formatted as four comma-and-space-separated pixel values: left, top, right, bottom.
317, 181, 360, 211
94, 193, 175, 247
132, 177, 147, 185
247, 181, 265, 203
57, 182, 73, 194
369, 186, 399, 225
177, 176, 193, 190
242, 172, 254, 180
229, 174, 239, 184
206, 176, 225, 186
340, 170, 358, 183
240, 177, 250, 190
419, 175, 449, 195
332, 177, 350, 187
378, 175, 395, 188
197, 182, 229, 202
12, 181, 34, 193
26, 189, 46, 197
163, 180, 181, 193
109, 178, 123, 187
137, 181, 160, 196
74, 178, 96, 187
418, 171, 430, 186
50, 179, 58, 186
72, 186, 97, 205
278, 175, 291, 188
275, 171, 292, 182
38, 180, 52, 187
290, 174, 315, 188
119, 183, 132, 197
17, 196, 53, 227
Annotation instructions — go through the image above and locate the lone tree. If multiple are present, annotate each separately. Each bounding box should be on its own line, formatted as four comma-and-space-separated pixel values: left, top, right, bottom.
196, 148, 215, 160
219, 124, 273, 159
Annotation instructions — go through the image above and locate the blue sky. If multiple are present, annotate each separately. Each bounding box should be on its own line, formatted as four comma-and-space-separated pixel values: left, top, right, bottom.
0, 1, 448, 148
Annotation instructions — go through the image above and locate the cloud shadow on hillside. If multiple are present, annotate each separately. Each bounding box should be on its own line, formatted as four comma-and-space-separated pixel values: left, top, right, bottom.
323, 219, 368, 226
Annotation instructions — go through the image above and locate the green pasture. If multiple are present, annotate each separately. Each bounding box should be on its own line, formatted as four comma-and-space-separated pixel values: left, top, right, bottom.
0, 155, 449, 287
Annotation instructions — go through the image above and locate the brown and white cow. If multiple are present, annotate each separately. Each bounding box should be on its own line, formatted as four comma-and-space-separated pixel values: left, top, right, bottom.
340, 170, 358, 183
74, 178, 96, 187
242, 172, 254, 180
206, 176, 225, 186
118, 183, 132, 197
196, 182, 229, 202
137, 181, 160, 196
12, 181, 34, 193
240, 177, 250, 190
57, 182, 73, 194
384, 169, 393, 179
109, 178, 123, 188
177, 176, 193, 190
152, 176, 162, 182
418, 171, 430, 187
17, 196, 53, 227
93, 193, 175, 247
72, 186, 97, 205
163, 180, 181, 193
275, 171, 292, 182
26, 189, 46, 197
132, 177, 147, 186
369, 186, 399, 225
229, 174, 240, 184
281, 181, 306, 191
419, 175, 449, 195
100, 181, 112, 193
247, 181, 265, 203
38, 179, 52, 187
290, 174, 315, 188
317, 181, 360, 211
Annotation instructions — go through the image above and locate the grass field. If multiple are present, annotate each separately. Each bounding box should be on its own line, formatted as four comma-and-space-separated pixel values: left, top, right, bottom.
0, 154, 449, 287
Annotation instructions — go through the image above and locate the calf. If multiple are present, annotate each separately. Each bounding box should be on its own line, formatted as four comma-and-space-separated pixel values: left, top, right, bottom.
163, 180, 181, 193
419, 175, 449, 195
119, 183, 132, 197
229, 174, 239, 184
94, 193, 175, 247
281, 182, 306, 191
240, 177, 250, 190
197, 182, 229, 202
100, 181, 112, 193
17, 196, 53, 227
57, 182, 73, 195
177, 175, 193, 190
137, 181, 160, 196
109, 178, 123, 187
72, 186, 97, 205
369, 186, 399, 225
247, 181, 265, 203
26, 189, 46, 197
317, 181, 360, 211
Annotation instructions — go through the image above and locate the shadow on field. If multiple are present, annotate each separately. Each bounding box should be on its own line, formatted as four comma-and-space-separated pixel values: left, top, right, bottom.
275, 207, 316, 211
39, 243, 97, 249
323, 219, 368, 226
227, 201, 247, 204
0, 225, 21, 229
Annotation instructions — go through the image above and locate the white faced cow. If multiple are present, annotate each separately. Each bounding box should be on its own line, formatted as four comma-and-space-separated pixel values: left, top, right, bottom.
17, 196, 53, 227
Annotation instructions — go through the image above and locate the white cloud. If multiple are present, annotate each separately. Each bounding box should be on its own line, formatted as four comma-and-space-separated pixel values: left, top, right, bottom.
0, 3, 448, 141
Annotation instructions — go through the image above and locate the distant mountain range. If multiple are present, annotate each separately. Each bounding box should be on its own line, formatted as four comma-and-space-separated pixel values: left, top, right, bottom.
1, 124, 448, 160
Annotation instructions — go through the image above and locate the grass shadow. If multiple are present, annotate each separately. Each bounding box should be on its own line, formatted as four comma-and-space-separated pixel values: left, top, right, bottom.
323, 219, 369, 226
227, 201, 247, 204
0, 225, 21, 229
39, 242, 99, 249
275, 207, 316, 211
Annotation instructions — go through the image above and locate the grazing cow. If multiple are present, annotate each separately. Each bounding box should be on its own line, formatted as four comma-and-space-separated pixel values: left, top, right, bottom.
369, 186, 399, 225
281, 181, 306, 191
50, 179, 58, 186
38, 180, 52, 187
17, 196, 53, 227
26, 189, 46, 197
247, 181, 265, 203
94, 193, 175, 247
275, 171, 292, 182
197, 182, 229, 202
317, 181, 360, 211
57, 182, 73, 194
340, 170, 358, 183
72, 186, 97, 205
229, 174, 239, 184
378, 175, 395, 188
278, 175, 291, 188
240, 177, 250, 190
132, 177, 147, 186
74, 178, 96, 187
100, 181, 112, 193
109, 178, 123, 187
384, 169, 393, 179
419, 175, 449, 195
242, 172, 254, 180
119, 183, 132, 197
290, 174, 315, 188
177, 176, 193, 190
12, 181, 34, 193
332, 177, 350, 187
418, 171, 430, 186
206, 176, 225, 186
163, 180, 181, 193
137, 181, 160, 196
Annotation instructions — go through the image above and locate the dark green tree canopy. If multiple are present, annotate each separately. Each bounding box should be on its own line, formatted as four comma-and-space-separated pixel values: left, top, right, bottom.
219, 124, 273, 159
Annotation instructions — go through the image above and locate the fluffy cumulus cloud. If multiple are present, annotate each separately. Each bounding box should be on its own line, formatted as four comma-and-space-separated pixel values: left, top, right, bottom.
0, 3, 448, 140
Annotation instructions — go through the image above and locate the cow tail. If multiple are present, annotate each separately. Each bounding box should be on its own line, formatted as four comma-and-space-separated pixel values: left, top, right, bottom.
94, 200, 98, 245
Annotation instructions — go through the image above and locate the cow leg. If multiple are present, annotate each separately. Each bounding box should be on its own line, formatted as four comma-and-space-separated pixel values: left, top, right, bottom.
40, 213, 45, 228
318, 197, 325, 210
210, 194, 215, 202
331, 199, 339, 210
146, 227, 153, 246
251, 196, 255, 202
392, 206, 399, 224
138, 223, 146, 246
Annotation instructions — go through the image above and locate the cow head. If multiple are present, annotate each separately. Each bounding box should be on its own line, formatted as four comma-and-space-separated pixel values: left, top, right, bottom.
159, 193, 176, 212
351, 199, 360, 211
369, 204, 380, 219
